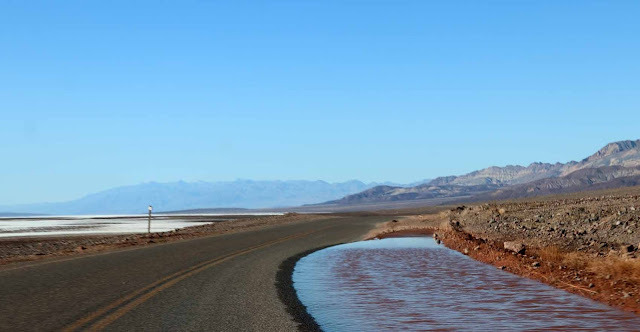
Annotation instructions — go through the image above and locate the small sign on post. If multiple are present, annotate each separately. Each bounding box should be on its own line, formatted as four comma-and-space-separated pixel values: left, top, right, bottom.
148, 205, 153, 234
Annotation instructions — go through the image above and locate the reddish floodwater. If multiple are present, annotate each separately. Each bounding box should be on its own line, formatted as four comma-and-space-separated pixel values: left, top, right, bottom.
292, 237, 640, 331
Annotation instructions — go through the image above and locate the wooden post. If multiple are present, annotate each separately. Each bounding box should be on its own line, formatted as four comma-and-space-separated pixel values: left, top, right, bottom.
148, 205, 153, 234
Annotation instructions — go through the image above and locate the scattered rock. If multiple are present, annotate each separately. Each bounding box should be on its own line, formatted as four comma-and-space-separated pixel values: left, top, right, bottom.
504, 241, 526, 255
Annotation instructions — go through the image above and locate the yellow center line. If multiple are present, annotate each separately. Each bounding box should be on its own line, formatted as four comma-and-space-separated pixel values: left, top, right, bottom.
62, 226, 330, 332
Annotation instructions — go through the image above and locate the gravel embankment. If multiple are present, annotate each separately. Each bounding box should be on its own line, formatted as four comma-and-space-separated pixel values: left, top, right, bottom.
452, 193, 640, 255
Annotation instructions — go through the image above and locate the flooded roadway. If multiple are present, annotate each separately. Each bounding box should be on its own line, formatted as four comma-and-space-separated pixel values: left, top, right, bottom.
293, 237, 640, 331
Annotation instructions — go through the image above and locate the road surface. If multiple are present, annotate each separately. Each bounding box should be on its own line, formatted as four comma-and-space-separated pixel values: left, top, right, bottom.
0, 216, 387, 331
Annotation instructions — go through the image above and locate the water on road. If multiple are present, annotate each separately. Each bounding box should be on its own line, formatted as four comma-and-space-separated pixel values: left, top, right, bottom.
293, 237, 640, 331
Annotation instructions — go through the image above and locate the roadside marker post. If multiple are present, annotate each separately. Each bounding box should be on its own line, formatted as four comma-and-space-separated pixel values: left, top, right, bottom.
148, 205, 153, 234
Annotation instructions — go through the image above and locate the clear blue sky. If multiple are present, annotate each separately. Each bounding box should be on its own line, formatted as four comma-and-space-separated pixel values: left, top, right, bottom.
2, 1, 639, 205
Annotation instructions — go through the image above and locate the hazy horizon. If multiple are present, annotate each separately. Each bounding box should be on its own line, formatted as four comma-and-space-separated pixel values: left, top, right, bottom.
1, 178, 419, 207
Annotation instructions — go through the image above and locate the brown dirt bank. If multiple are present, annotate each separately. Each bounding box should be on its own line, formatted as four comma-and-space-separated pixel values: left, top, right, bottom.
368, 188, 640, 314
0, 213, 325, 267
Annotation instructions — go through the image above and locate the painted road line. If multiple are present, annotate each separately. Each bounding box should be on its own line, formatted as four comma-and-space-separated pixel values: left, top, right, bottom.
62, 227, 330, 332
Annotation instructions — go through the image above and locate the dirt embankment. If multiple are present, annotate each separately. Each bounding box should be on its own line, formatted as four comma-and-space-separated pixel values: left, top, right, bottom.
0, 213, 324, 266
363, 213, 449, 239
369, 190, 640, 313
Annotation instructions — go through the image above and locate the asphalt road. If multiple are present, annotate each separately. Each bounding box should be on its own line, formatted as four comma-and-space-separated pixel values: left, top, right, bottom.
0, 216, 388, 331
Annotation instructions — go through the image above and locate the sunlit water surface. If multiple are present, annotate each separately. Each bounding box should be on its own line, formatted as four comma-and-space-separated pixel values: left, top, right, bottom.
293, 237, 640, 331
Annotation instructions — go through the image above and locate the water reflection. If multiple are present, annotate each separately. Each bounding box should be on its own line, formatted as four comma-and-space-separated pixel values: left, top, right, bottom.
293, 237, 640, 331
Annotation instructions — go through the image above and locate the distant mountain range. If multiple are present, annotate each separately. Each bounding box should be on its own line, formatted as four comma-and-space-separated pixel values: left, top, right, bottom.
325, 139, 640, 206
0, 179, 428, 215
4, 140, 640, 216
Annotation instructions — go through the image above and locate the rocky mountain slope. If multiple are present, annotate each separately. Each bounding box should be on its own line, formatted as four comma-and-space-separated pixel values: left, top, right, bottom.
562, 140, 640, 174
324, 184, 499, 205
428, 163, 570, 186
430, 139, 640, 187
473, 166, 640, 201
327, 140, 640, 205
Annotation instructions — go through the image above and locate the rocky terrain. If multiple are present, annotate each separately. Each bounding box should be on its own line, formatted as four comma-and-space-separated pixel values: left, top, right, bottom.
326, 139, 640, 205
450, 189, 640, 254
